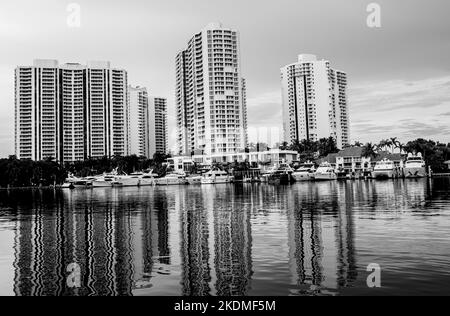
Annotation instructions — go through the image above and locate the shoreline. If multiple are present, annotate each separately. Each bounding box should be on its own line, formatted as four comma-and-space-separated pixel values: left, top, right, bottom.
2, 176, 448, 191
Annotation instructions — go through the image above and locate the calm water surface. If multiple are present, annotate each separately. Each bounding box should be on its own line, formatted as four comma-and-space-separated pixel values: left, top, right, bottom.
0, 179, 449, 296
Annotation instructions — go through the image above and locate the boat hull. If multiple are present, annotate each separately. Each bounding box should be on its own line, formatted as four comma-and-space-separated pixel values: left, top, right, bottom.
404, 167, 427, 178
292, 172, 313, 182
314, 173, 337, 181
92, 181, 113, 187
187, 177, 202, 185
155, 178, 188, 186
373, 170, 396, 179
201, 177, 232, 185
114, 178, 140, 187
140, 179, 156, 186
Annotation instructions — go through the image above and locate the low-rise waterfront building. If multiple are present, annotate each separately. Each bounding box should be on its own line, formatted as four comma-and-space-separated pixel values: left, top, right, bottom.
319, 147, 405, 174
167, 149, 299, 173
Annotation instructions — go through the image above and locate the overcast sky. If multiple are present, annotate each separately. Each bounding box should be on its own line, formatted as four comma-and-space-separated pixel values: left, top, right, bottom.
1, 0, 449, 157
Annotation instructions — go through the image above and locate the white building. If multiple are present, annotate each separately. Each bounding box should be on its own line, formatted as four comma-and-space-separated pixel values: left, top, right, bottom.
149, 97, 168, 156
176, 22, 248, 156
15, 59, 128, 162
128, 86, 168, 158
281, 54, 350, 149
128, 86, 149, 157
167, 149, 299, 173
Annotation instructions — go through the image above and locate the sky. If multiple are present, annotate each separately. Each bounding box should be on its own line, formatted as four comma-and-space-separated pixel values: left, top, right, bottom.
1, 0, 450, 157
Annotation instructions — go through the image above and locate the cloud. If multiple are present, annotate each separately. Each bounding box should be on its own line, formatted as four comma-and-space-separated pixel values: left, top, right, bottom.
246, 91, 282, 128
349, 76, 450, 144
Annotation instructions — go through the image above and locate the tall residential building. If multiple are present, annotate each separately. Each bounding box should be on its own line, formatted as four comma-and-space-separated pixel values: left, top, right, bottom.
149, 97, 168, 156
128, 86, 149, 157
15, 59, 128, 162
128, 85, 168, 158
281, 54, 350, 149
176, 22, 248, 156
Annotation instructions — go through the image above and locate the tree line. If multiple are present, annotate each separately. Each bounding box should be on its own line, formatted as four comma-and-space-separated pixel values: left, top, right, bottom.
359, 138, 450, 172
0, 153, 171, 188
276, 137, 450, 172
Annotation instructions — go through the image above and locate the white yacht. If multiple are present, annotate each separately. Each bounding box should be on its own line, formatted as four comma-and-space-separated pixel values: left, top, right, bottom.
404, 153, 427, 178
92, 174, 116, 187
155, 173, 188, 186
114, 173, 141, 187
313, 162, 337, 181
139, 171, 158, 186
91, 169, 119, 188
372, 158, 398, 179
62, 173, 92, 189
187, 175, 202, 185
292, 162, 316, 182
201, 169, 232, 184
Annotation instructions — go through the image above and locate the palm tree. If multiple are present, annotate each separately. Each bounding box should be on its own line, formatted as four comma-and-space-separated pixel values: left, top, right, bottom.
390, 137, 400, 153
362, 142, 378, 158
354, 141, 363, 147
279, 141, 289, 150
378, 139, 392, 152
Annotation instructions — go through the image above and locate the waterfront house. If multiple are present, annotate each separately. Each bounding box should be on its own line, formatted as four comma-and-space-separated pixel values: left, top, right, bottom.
371, 151, 405, 169
318, 147, 404, 175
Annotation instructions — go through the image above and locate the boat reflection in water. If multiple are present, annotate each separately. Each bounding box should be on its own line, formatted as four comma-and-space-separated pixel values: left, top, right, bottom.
2, 178, 450, 296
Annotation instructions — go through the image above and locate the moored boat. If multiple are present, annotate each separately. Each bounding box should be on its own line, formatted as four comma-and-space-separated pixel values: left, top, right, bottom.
201, 169, 232, 184
187, 175, 202, 185
404, 153, 427, 178
372, 158, 399, 179
313, 162, 337, 181
292, 161, 316, 182
266, 163, 295, 185
155, 173, 188, 186
62, 173, 93, 189
92, 174, 116, 187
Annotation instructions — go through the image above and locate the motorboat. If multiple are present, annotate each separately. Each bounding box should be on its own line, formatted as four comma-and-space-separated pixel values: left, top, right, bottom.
313, 162, 337, 181
186, 175, 202, 185
292, 161, 316, 182
62, 173, 93, 189
404, 153, 427, 178
155, 173, 188, 186
139, 171, 158, 186
91, 169, 118, 188
201, 169, 232, 184
114, 173, 141, 187
372, 158, 399, 179
266, 163, 295, 185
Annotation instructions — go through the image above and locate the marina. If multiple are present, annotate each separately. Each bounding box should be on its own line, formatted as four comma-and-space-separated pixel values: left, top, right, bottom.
58, 151, 439, 189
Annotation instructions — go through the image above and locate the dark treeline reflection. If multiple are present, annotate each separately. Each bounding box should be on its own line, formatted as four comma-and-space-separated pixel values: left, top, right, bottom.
0, 178, 439, 296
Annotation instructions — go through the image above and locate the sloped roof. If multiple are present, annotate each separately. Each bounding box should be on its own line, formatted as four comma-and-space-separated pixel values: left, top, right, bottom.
317, 153, 338, 164
372, 151, 404, 162
336, 146, 364, 157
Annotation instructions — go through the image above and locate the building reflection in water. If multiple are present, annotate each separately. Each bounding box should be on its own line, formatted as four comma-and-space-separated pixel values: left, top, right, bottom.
12, 188, 171, 296
177, 185, 253, 296
6, 179, 433, 296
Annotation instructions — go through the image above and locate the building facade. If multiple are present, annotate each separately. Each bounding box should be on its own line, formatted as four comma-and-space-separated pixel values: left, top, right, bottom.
281, 54, 350, 149
149, 97, 168, 156
128, 86, 168, 158
15, 59, 128, 162
128, 86, 149, 157
176, 23, 248, 156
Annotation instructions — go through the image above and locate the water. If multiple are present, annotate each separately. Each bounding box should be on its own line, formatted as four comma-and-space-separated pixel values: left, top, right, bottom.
0, 179, 449, 296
